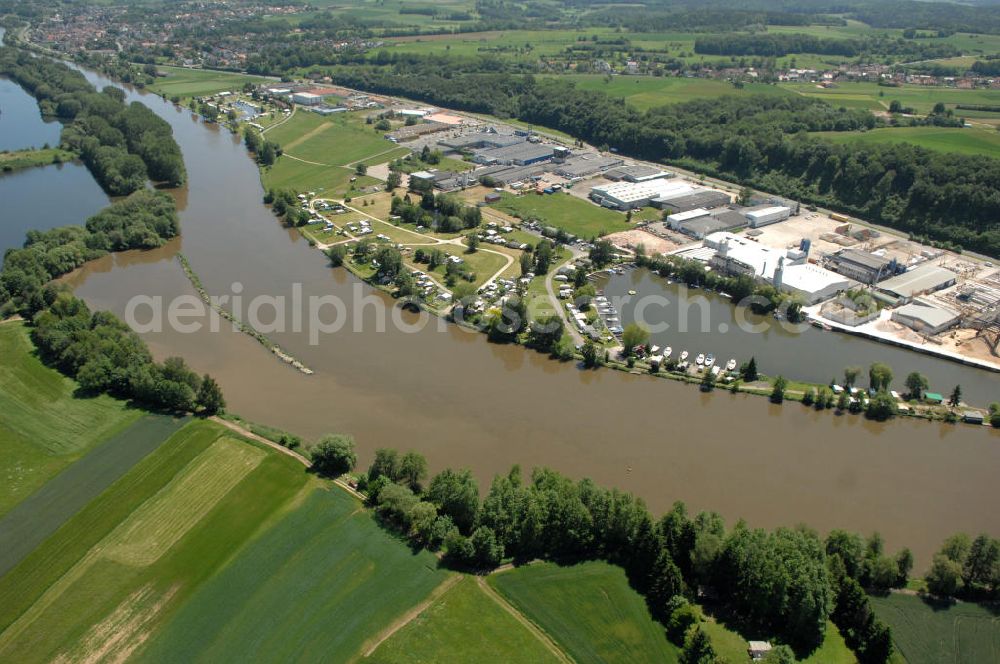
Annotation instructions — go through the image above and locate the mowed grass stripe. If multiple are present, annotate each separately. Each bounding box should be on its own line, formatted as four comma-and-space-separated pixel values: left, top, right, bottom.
0, 322, 141, 515
489, 561, 680, 664
366, 575, 563, 664
141, 487, 449, 663
101, 436, 265, 566
0, 437, 309, 664
0, 414, 189, 577
0, 420, 220, 634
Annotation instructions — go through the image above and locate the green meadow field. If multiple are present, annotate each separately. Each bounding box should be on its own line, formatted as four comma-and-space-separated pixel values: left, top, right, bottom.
557, 74, 791, 111
262, 111, 393, 195
489, 561, 678, 664
817, 126, 1000, 158
491, 191, 630, 238
141, 484, 449, 663
781, 81, 1000, 114
870, 592, 1000, 664
367, 576, 561, 664
0, 322, 141, 516
148, 66, 268, 100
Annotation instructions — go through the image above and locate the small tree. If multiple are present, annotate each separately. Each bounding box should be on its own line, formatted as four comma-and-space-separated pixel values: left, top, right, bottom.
581, 340, 600, 368
904, 371, 929, 400
311, 434, 357, 477
843, 366, 861, 388
741, 356, 758, 382
770, 375, 787, 404
737, 185, 754, 206
869, 362, 894, 392
622, 323, 650, 357
949, 385, 962, 407
466, 233, 480, 253
700, 369, 715, 392
355, 162, 367, 176
196, 374, 225, 415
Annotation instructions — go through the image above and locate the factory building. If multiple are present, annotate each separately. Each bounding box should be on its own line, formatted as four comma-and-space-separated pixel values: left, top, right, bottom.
590, 179, 694, 211
552, 154, 623, 179
471, 142, 555, 166
744, 205, 792, 228
474, 163, 546, 186
291, 92, 321, 106
891, 300, 961, 335
654, 189, 732, 213
669, 210, 747, 239
704, 232, 797, 281
439, 132, 523, 151
773, 261, 853, 305
828, 249, 895, 285
876, 264, 957, 304
603, 165, 673, 182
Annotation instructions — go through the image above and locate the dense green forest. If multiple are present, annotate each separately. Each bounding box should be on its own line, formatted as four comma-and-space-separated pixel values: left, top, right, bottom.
333, 59, 1000, 256
693, 33, 960, 59
0, 46, 185, 195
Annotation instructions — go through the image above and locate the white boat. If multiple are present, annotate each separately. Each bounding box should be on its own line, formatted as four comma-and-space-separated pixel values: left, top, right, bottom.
696, 353, 705, 366
679, 350, 688, 362
664, 347, 672, 358
627, 289, 637, 295
711, 365, 721, 376
725, 358, 737, 372
705, 354, 715, 368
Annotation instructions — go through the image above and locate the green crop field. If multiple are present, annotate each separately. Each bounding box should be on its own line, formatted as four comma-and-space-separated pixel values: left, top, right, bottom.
491, 191, 630, 238
0, 413, 188, 577
367, 576, 560, 664
782, 81, 1000, 115
559, 74, 792, 111
148, 66, 267, 100
816, 126, 1000, 158
489, 561, 679, 664
141, 485, 450, 663
0, 322, 142, 516
870, 592, 1000, 664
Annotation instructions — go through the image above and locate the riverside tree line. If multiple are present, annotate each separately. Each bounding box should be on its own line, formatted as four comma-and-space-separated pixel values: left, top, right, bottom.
0, 47, 185, 195
309, 440, 939, 663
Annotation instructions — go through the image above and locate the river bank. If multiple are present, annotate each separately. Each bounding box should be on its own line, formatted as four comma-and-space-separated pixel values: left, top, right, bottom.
3, 56, 984, 568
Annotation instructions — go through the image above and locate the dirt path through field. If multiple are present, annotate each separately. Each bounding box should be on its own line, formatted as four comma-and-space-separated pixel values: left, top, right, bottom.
475, 576, 575, 664
356, 574, 462, 659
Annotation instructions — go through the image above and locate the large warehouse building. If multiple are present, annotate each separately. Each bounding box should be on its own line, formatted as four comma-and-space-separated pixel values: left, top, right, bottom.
654, 189, 732, 213
590, 179, 694, 210
774, 261, 853, 305
876, 263, 957, 303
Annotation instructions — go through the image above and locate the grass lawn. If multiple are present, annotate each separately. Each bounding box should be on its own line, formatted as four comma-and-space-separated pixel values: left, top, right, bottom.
366, 576, 560, 664
489, 560, 679, 664
141, 484, 450, 663
409, 244, 510, 290
0, 322, 142, 517
870, 592, 1000, 664
492, 191, 630, 239
816, 126, 1000, 159
148, 66, 267, 100
268, 112, 396, 166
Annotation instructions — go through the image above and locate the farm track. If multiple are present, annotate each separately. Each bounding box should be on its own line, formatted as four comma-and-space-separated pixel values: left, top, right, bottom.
357, 574, 462, 658
476, 576, 575, 664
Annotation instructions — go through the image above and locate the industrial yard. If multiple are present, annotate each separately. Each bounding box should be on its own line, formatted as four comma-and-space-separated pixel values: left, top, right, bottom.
246, 79, 1000, 375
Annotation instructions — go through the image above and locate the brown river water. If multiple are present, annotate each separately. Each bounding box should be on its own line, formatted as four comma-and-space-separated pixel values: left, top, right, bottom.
43, 67, 1000, 567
